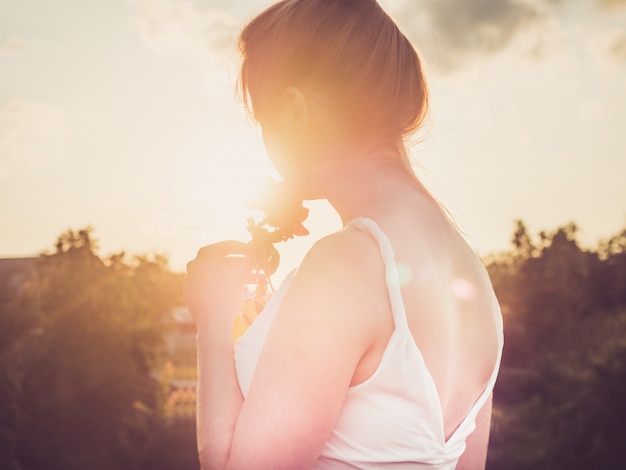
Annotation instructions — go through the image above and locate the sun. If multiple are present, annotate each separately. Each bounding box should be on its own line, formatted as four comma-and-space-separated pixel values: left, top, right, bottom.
167, 123, 276, 241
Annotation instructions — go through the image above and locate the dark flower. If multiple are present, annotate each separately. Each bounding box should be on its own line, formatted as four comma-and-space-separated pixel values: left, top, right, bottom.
247, 180, 309, 277
256, 180, 309, 240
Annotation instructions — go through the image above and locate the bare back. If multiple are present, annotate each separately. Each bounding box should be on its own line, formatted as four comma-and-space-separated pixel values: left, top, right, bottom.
351, 189, 501, 442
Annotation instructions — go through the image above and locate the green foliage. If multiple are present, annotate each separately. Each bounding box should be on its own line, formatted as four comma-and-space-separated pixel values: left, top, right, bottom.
0, 228, 185, 470
487, 220, 626, 469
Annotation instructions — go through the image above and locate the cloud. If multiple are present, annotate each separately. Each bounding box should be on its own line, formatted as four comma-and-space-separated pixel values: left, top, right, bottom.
381, 0, 543, 70
0, 38, 27, 56
126, 0, 240, 96
597, 0, 626, 9
127, 0, 237, 60
0, 101, 71, 176
423, 0, 540, 52
608, 33, 626, 62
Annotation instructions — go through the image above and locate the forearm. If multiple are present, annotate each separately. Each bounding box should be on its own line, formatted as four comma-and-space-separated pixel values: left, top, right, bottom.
196, 324, 243, 469
456, 394, 492, 470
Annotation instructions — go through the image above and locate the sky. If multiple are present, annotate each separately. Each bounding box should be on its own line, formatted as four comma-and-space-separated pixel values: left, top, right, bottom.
1, 0, 625, 281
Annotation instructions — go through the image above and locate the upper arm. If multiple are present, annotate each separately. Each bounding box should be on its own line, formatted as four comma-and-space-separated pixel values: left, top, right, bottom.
456, 392, 493, 470
226, 230, 388, 469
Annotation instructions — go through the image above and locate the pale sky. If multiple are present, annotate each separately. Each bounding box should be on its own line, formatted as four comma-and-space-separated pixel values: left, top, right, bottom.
1, 0, 625, 281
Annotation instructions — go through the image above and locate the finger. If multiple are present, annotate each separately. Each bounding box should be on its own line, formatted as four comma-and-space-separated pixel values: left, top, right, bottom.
195, 240, 253, 259
187, 241, 252, 273
187, 249, 255, 278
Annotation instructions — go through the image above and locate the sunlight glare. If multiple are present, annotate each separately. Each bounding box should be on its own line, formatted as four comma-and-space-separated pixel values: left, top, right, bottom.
168, 120, 275, 241
450, 278, 475, 301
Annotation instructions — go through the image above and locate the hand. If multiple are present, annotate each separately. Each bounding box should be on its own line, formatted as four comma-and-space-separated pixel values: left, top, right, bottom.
184, 240, 254, 331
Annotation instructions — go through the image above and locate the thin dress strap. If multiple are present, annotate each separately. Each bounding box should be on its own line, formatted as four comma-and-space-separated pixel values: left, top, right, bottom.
346, 217, 409, 330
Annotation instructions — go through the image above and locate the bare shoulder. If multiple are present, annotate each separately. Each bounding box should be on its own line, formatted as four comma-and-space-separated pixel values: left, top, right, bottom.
281, 226, 390, 332
299, 226, 384, 273
265, 225, 394, 371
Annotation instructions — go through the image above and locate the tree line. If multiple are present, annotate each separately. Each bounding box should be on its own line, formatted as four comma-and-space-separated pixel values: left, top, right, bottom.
486, 221, 626, 469
1, 221, 625, 469
0, 228, 195, 469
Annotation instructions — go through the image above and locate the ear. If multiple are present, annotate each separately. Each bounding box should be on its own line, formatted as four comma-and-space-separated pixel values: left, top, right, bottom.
282, 87, 309, 130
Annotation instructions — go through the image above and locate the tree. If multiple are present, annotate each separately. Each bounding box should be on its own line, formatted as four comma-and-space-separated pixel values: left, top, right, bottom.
487, 221, 626, 469
0, 228, 184, 470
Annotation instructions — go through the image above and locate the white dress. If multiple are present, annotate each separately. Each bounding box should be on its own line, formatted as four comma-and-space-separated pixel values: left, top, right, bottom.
235, 217, 504, 469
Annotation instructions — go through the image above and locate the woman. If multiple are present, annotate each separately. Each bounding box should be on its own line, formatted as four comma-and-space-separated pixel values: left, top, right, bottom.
184, 0, 503, 468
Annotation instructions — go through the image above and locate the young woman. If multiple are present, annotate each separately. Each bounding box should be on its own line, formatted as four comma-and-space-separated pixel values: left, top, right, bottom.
184, 1, 503, 468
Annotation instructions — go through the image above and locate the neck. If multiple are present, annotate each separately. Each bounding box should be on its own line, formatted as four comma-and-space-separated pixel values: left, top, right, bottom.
296, 138, 421, 225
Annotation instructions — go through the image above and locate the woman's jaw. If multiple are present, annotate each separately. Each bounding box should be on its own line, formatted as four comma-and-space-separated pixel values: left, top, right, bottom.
270, 135, 418, 226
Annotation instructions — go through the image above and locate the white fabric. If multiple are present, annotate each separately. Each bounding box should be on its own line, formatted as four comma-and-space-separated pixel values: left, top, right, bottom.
235, 217, 504, 469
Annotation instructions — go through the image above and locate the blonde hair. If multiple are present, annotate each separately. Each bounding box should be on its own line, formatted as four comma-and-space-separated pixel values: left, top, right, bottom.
238, 0, 428, 140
